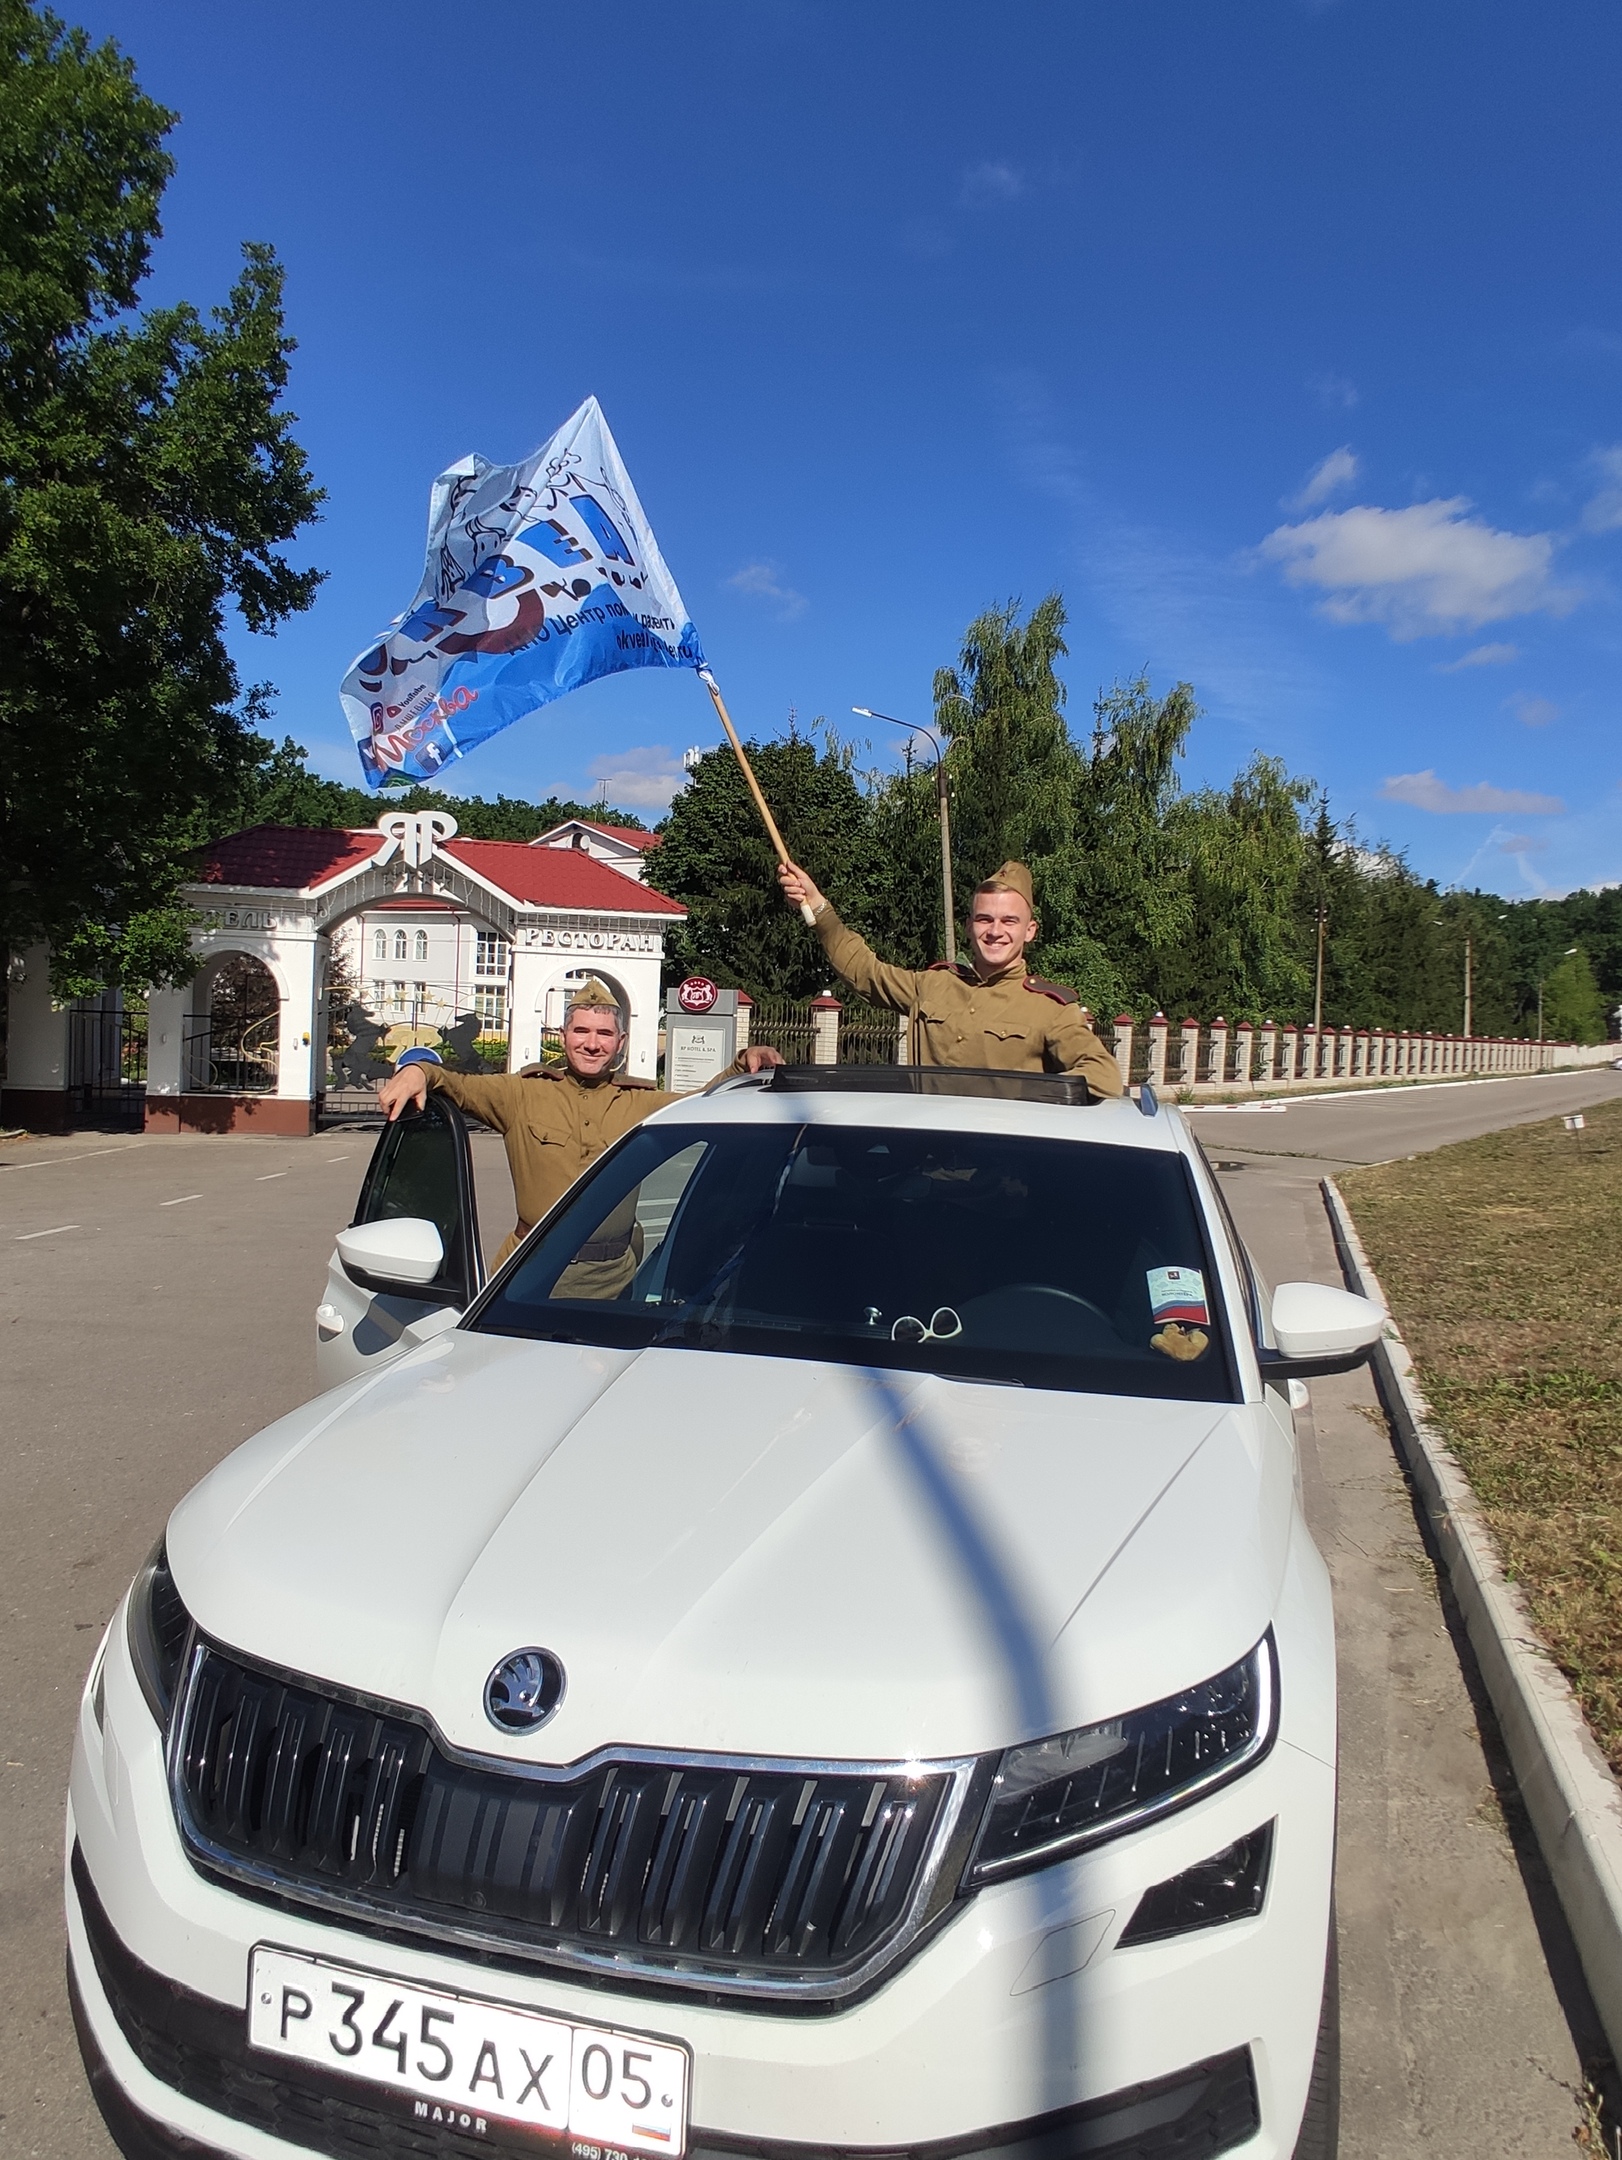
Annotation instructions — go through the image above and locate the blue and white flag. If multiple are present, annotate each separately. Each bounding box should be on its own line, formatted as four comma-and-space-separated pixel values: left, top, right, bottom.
340, 397, 704, 788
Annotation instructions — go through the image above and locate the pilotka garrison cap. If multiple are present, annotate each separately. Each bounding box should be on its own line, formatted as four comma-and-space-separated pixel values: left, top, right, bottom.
565, 977, 624, 1019
978, 860, 1035, 910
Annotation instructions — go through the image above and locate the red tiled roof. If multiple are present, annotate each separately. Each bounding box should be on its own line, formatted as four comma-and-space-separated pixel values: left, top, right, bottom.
194, 826, 381, 888
445, 838, 683, 914
191, 824, 684, 916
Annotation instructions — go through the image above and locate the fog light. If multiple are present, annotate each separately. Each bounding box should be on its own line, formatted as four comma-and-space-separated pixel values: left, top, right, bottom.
1119, 1820, 1275, 1945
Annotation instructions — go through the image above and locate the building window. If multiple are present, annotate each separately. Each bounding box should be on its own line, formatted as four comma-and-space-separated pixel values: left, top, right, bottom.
473, 985, 507, 1027
370, 979, 385, 1007
373, 929, 386, 959
394, 929, 408, 961
475, 931, 510, 978
392, 980, 407, 1010
414, 929, 429, 962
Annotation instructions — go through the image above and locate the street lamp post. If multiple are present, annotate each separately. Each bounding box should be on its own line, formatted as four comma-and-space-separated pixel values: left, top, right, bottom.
853, 707, 957, 966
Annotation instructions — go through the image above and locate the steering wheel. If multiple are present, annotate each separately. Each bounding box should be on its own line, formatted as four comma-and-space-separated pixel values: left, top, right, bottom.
955, 1283, 1118, 1347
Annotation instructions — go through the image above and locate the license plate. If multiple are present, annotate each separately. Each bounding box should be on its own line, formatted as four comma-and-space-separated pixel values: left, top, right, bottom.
248, 1946, 689, 2155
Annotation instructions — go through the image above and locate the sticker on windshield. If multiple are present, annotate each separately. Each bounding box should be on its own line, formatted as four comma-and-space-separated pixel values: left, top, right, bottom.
1146, 1266, 1209, 1327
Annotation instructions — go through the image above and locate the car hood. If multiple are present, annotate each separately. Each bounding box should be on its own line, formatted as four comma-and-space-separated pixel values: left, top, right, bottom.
168, 1330, 1290, 1763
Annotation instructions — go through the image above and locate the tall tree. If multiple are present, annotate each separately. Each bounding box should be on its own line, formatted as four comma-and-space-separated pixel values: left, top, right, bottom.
649, 729, 879, 996
0, 1, 323, 993
1068, 673, 1198, 1013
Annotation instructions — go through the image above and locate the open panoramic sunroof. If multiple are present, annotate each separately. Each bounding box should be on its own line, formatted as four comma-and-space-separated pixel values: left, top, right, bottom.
751, 1065, 1101, 1107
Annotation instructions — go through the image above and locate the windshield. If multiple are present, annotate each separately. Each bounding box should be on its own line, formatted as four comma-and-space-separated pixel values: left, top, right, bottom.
472, 1122, 1237, 1400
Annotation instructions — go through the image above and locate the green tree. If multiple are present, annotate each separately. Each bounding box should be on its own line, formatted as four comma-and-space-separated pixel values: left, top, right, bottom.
0, 2, 323, 994
1160, 757, 1312, 1024
932, 595, 1088, 930
649, 730, 879, 996
1540, 948, 1608, 1043
1069, 674, 1198, 1014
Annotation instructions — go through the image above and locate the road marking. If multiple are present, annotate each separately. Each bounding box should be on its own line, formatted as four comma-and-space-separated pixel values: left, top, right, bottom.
325, 1155, 351, 1162
17, 1224, 78, 1239
255, 1172, 289, 1181
160, 1194, 202, 1207
0, 1145, 148, 1170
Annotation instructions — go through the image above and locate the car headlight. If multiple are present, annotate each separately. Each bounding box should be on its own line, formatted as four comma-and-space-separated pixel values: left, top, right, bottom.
965, 1633, 1278, 1885
126, 1539, 194, 1730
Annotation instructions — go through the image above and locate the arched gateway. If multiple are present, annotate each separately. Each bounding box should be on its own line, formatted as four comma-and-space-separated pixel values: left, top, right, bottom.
3, 813, 686, 1136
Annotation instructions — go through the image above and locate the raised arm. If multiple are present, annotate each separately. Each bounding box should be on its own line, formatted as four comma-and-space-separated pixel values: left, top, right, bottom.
776, 860, 927, 1016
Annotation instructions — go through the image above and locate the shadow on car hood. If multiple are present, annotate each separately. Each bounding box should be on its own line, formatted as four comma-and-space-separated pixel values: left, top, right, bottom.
168, 1330, 1287, 1762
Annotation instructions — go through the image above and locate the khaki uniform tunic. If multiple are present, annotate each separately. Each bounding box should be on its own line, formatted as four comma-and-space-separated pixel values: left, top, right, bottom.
425, 1062, 728, 1267
813, 902, 1126, 1096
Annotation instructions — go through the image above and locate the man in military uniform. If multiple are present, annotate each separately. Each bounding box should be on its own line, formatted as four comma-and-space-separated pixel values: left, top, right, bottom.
376, 980, 782, 1264
775, 857, 1125, 1096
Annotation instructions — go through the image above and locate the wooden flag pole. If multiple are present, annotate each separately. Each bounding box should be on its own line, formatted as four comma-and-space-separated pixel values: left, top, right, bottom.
700, 669, 817, 924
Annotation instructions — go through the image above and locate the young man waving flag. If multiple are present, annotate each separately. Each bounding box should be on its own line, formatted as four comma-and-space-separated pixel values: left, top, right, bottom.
776, 857, 1124, 1095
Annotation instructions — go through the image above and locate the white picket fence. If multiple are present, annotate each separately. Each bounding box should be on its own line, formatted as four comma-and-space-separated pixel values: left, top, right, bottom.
1103, 1014, 1608, 1093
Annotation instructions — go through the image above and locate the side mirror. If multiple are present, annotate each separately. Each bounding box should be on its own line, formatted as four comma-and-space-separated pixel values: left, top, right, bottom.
336, 1217, 445, 1289
1262, 1280, 1387, 1378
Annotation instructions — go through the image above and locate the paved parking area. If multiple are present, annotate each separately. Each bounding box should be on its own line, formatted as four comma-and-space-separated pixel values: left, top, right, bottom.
0, 1121, 514, 2160
2, 1078, 1617, 2155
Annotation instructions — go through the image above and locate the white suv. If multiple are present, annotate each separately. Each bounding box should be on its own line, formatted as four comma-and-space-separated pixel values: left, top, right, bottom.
68, 1067, 1381, 2160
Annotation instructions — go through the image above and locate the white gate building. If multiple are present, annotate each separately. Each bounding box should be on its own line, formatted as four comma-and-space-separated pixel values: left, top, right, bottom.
2, 814, 685, 1135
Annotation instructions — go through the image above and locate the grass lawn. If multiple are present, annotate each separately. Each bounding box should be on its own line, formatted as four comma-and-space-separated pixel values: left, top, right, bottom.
1341, 1097, 1622, 1777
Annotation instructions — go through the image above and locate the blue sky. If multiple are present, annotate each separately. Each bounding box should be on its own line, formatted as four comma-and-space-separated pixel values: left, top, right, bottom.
77, 0, 1622, 894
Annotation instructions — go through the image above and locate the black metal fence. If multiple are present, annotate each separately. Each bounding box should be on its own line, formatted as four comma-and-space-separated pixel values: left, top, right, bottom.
67, 998, 147, 1129
746, 996, 818, 1064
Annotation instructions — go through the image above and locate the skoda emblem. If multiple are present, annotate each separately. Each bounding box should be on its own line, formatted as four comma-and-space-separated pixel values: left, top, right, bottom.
484, 1648, 566, 1733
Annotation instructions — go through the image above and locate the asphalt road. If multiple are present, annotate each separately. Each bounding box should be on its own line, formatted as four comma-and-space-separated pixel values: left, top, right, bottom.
3, 1070, 1618, 2157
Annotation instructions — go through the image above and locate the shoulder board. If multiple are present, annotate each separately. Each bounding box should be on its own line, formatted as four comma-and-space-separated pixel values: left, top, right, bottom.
1024, 975, 1080, 1005
614, 1075, 656, 1090
926, 960, 978, 982
517, 1063, 551, 1078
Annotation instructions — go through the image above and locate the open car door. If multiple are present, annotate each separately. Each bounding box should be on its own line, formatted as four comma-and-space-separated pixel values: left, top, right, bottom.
314, 1097, 484, 1388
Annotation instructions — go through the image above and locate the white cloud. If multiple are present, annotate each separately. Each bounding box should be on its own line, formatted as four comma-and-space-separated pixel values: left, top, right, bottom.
960, 160, 1024, 207
1309, 372, 1359, 411
1286, 446, 1359, 510
1259, 497, 1578, 639
1506, 691, 1560, 728
1580, 443, 1622, 533
1437, 641, 1520, 670
1379, 769, 1566, 815
584, 744, 687, 812
1495, 832, 1547, 854
725, 559, 807, 621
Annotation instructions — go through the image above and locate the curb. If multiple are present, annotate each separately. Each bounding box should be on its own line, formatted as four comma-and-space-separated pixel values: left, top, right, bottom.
1323, 1175, 1622, 2069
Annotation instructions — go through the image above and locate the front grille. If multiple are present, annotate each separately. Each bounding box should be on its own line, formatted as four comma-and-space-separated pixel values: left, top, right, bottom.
172, 1643, 960, 2000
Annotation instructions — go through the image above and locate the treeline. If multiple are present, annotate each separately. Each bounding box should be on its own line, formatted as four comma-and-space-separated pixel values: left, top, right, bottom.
232, 734, 647, 843
647, 595, 1616, 1042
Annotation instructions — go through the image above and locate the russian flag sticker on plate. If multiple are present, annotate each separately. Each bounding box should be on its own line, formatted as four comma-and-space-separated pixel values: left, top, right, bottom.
1146, 1265, 1209, 1326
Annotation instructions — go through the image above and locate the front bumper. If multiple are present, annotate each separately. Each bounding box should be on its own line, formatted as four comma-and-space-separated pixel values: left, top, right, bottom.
68, 1550, 1335, 2160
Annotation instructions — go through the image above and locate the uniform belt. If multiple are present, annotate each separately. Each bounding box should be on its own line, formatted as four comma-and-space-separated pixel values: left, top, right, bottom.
573, 1233, 633, 1263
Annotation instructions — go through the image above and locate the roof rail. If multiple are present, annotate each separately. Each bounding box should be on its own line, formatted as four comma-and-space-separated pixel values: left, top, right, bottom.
760, 1065, 1098, 1107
